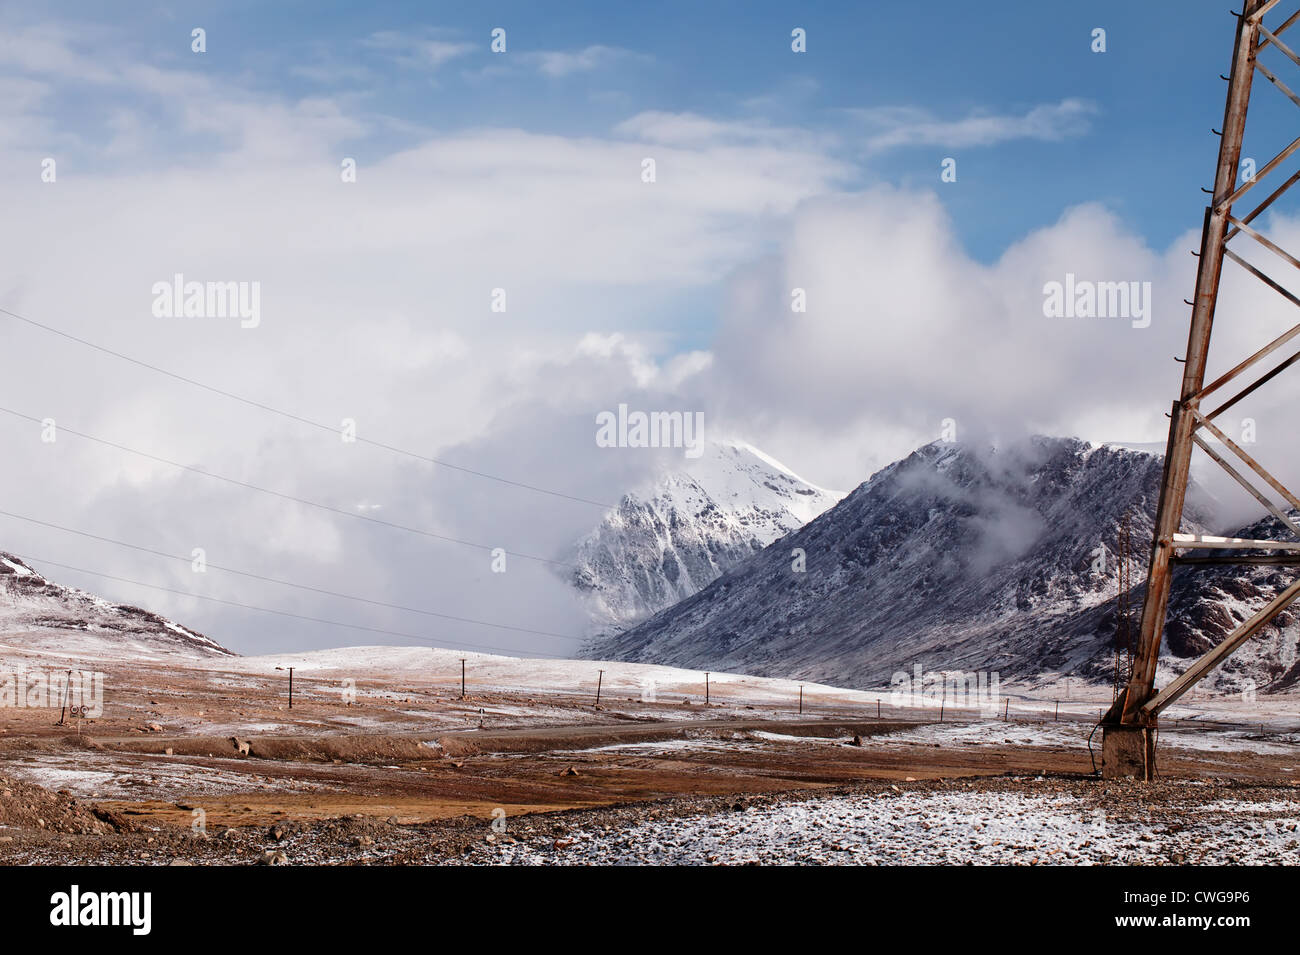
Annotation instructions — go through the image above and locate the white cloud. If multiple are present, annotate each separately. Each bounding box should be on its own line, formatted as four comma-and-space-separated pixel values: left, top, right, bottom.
615, 110, 818, 149
531, 45, 648, 77
0, 21, 850, 655
363, 30, 476, 70
704, 185, 1300, 522
851, 98, 1097, 152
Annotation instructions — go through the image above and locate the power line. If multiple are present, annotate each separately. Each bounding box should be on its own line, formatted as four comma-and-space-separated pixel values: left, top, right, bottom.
0, 404, 576, 570
0, 507, 581, 644
0, 304, 612, 509
12, 552, 572, 660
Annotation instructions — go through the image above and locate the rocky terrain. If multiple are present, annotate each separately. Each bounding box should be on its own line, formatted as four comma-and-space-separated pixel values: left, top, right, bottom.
449, 778, 1300, 866
588, 436, 1300, 694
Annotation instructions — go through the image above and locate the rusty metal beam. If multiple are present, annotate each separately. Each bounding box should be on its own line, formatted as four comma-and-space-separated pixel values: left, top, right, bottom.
1190, 433, 1300, 536
1173, 554, 1300, 564
1117, 3, 1267, 728
1225, 167, 1300, 242
1215, 134, 1300, 211
1259, 8, 1300, 50
1228, 214, 1300, 270
1204, 346, 1300, 420
1259, 22, 1300, 66
1190, 406, 1300, 510
1194, 311, 1300, 402
1142, 574, 1300, 717
1223, 247, 1300, 311
1254, 57, 1300, 110
1250, 0, 1286, 22
1173, 532, 1300, 549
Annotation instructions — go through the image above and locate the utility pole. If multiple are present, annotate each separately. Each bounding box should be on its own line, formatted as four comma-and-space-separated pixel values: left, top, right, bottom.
57, 669, 71, 727
798, 684, 803, 715
275, 666, 295, 709
595, 669, 604, 706
705, 672, 710, 706
1104, 0, 1300, 779
460, 659, 466, 700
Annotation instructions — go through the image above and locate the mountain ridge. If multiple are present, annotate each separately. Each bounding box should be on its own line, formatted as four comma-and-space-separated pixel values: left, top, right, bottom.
0, 553, 234, 659
582, 435, 1297, 692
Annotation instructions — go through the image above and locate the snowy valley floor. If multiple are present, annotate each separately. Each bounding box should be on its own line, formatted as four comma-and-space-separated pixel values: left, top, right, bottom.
0, 642, 1298, 865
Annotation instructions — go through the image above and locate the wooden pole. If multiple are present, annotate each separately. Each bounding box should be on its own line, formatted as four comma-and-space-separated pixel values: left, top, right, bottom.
595, 669, 604, 706
460, 659, 466, 699
798, 684, 803, 715
1003, 698, 1009, 721
705, 672, 709, 706
276, 666, 295, 709
58, 669, 71, 726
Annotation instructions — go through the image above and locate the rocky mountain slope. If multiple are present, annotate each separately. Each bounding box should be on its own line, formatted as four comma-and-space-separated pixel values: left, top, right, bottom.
567, 441, 842, 633
584, 436, 1300, 693
0, 552, 233, 659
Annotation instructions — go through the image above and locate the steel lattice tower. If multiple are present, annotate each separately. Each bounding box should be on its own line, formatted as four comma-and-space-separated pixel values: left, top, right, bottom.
1102, 0, 1300, 778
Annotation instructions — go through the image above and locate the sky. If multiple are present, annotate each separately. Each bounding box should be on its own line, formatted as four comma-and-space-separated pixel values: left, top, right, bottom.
2, 0, 1300, 658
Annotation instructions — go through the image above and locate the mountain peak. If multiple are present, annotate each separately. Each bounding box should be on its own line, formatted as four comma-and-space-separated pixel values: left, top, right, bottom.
568, 440, 844, 634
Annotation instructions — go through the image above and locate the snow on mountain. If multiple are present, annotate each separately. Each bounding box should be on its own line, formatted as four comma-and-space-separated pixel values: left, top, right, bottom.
0, 553, 234, 661
567, 441, 843, 634
584, 436, 1296, 692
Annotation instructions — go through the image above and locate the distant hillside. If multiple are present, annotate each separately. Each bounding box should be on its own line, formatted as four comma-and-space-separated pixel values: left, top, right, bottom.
0, 553, 234, 659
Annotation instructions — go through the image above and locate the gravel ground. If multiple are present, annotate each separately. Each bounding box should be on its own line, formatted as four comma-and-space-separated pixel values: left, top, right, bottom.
450, 779, 1300, 866
5, 771, 1299, 866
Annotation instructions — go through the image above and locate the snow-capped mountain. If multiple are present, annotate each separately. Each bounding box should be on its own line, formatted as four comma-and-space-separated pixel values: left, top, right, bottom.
584, 436, 1299, 691
567, 441, 843, 634
0, 553, 233, 659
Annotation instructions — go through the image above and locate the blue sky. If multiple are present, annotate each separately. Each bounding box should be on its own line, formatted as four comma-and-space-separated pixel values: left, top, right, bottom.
25, 0, 1273, 261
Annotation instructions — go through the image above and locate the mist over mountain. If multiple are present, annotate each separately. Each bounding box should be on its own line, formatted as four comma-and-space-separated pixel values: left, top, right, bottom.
583, 435, 1299, 693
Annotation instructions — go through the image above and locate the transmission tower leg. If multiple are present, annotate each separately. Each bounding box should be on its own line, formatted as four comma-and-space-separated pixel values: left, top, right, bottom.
1101, 1, 1266, 779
